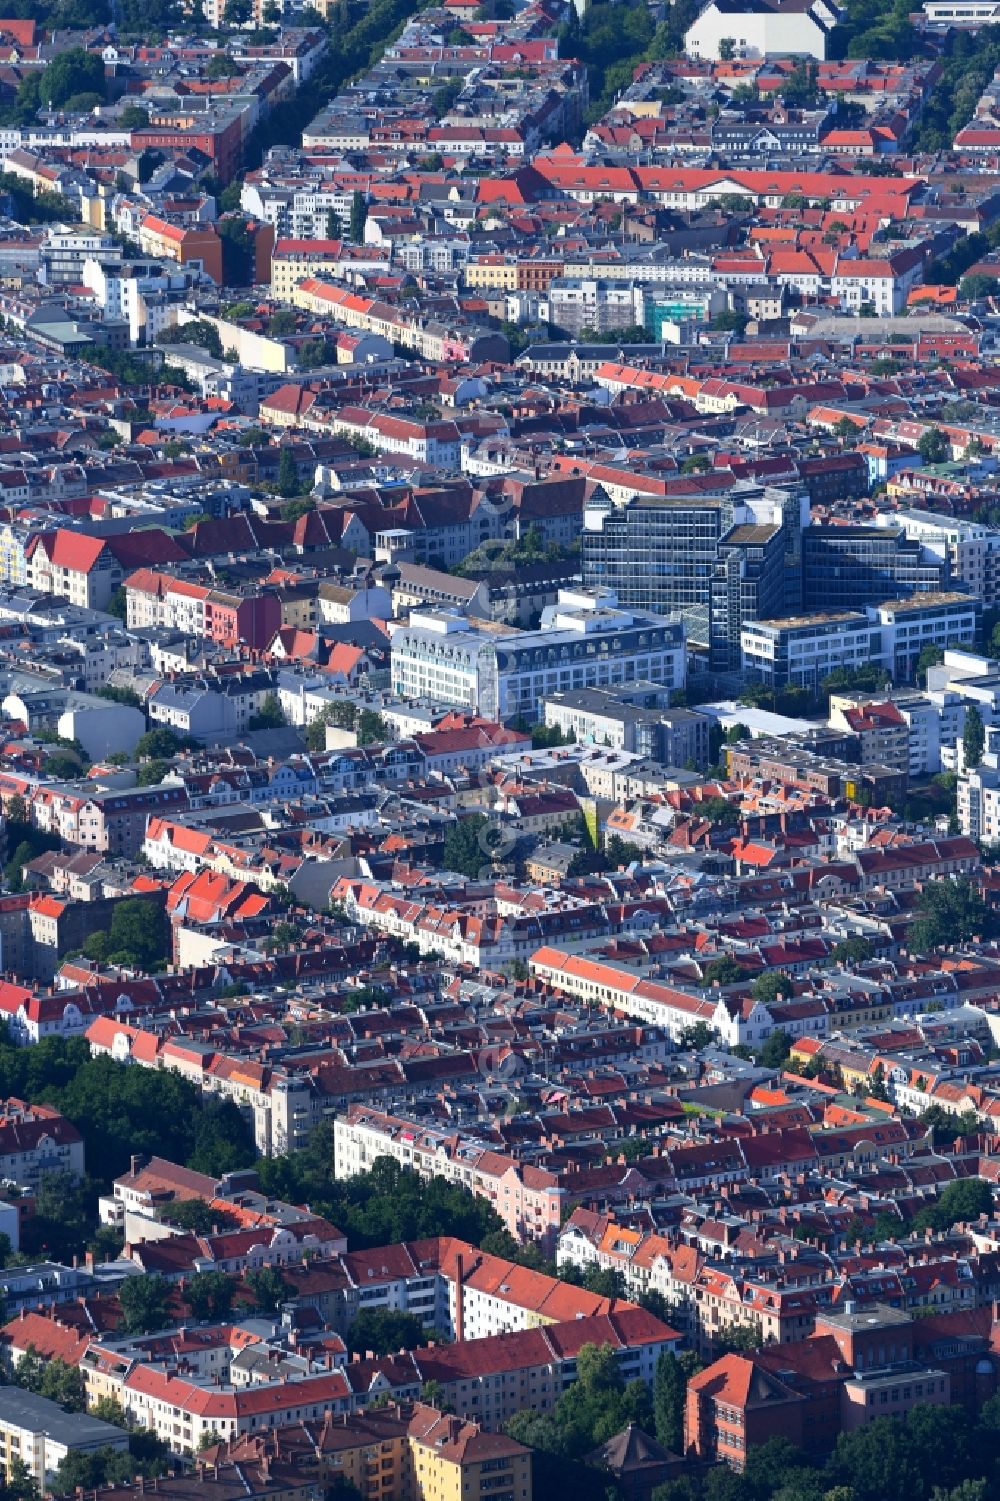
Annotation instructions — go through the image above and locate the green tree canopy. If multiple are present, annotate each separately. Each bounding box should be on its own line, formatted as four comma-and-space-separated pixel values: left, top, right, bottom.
909, 877, 994, 954
118, 1273, 170, 1334
701, 955, 749, 987
918, 427, 949, 464
40, 47, 105, 109
346, 1307, 426, 1356
186, 1270, 234, 1321
751, 973, 793, 1005
964, 705, 986, 769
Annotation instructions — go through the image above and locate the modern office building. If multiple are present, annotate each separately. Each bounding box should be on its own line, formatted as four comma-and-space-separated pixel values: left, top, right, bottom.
741, 595, 979, 690
389, 589, 685, 723
879, 509, 1000, 608
741, 611, 879, 691
802, 525, 949, 610
581, 485, 803, 670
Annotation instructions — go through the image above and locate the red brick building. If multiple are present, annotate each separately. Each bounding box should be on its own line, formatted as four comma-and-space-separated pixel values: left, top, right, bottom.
685, 1304, 999, 1469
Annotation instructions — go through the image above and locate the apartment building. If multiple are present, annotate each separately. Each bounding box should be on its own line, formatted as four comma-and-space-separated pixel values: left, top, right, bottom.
335, 1107, 564, 1250
0, 1099, 84, 1187
0, 1389, 127, 1489
31, 782, 190, 860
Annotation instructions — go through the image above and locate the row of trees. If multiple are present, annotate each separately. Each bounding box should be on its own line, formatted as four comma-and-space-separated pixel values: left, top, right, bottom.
244, 0, 438, 168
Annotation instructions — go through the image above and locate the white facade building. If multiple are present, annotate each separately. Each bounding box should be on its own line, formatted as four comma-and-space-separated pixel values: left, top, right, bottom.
389, 589, 685, 723
685, 0, 841, 60
880, 508, 1000, 607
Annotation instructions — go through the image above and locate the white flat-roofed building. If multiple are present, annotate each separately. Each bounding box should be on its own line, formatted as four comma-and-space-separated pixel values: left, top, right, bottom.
875, 592, 980, 681
879, 508, 1000, 606
0, 1389, 127, 1488
742, 596, 979, 689
389, 589, 685, 723
741, 610, 877, 690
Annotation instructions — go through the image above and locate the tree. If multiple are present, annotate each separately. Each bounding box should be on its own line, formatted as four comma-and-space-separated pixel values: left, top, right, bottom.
751, 973, 793, 1005
959, 273, 1000, 300
442, 814, 491, 878
159, 320, 223, 359
713, 308, 748, 333
249, 694, 284, 730
268, 309, 297, 336
346, 1307, 426, 1356
653, 1351, 688, 1452
349, 190, 367, 243
106, 898, 168, 970
832, 936, 873, 965
0, 1454, 38, 1501
217, 215, 255, 285
716, 1323, 763, 1352
916, 643, 944, 684
676, 1021, 716, 1051
964, 705, 985, 768
267, 920, 301, 952
39, 47, 105, 109
155, 1199, 239, 1235
246, 1265, 288, 1313
5, 794, 26, 825
699, 796, 740, 827
277, 446, 299, 499
187, 1270, 234, 1321
44, 751, 83, 781
28, 1171, 91, 1263
701, 955, 748, 988
136, 759, 169, 787
909, 877, 995, 954
757, 1029, 793, 1069
96, 684, 142, 709
918, 427, 949, 464
508, 1340, 652, 1460
223, 0, 251, 19
107, 586, 127, 621
326, 208, 342, 239
136, 727, 185, 759
187, 1095, 257, 1178
120, 102, 149, 129
14, 1347, 87, 1412
281, 497, 315, 523
91, 1397, 128, 1427
582, 1265, 626, 1299
118, 1273, 170, 1334
356, 709, 387, 746
917, 1176, 993, 1232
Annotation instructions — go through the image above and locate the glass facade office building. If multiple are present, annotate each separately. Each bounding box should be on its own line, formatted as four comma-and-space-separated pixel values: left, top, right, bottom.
802, 526, 948, 610
582, 495, 786, 671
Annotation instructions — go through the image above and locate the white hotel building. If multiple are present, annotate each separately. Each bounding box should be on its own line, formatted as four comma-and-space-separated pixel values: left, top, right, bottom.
389, 588, 685, 723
